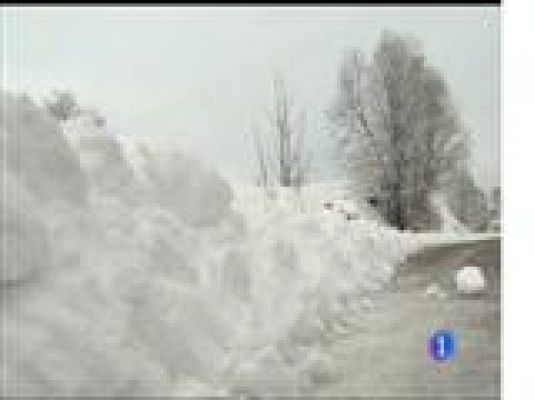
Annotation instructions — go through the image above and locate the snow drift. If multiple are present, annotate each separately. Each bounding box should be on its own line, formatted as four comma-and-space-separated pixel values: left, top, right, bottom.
1, 96, 409, 396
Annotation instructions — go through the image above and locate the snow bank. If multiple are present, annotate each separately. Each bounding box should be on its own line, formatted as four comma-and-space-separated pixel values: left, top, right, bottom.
1, 92, 88, 208
232, 181, 375, 222
0, 171, 51, 284
1, 101, 409, 396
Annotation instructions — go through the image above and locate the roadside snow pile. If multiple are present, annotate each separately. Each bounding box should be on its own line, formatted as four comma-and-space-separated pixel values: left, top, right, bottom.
1, 93, 86, 285
1, 92, 88, 209
455, 266, 486, 294
62, 115, 137, 200
217, 209, 404, 396
0, 171, 52, 284
1, 96, 408, 397
232, 181, 375, 223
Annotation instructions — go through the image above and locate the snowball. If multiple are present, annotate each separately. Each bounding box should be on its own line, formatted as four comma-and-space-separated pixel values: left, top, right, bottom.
455, 266, 486, 294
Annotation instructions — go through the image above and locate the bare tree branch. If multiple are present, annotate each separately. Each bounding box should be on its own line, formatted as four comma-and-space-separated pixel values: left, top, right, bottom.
249, 77, 311, 189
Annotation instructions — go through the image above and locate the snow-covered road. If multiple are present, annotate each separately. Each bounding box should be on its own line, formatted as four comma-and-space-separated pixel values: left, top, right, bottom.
301, 237, 501, 398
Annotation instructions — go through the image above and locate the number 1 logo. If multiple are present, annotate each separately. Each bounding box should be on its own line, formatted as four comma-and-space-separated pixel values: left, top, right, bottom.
429, 330, 456, 362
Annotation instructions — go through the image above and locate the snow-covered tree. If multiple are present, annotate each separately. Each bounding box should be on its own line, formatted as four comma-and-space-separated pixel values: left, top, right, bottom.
446, 169, 490, 232
329, 31, 468, 230
490, 186, 501, 220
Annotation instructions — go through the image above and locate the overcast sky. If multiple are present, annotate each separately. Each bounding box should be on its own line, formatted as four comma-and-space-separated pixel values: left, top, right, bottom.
1, 6, 500, 188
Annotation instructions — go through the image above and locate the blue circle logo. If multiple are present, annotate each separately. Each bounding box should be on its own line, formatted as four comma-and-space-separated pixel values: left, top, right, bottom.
428, 330, 456, 362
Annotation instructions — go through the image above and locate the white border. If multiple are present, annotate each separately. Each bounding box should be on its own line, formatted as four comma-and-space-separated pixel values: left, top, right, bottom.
503, 0, 534, 399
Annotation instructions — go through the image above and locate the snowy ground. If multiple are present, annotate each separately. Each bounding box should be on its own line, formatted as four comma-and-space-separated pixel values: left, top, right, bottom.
312, 238, 500, 398
1, 104, 500, 397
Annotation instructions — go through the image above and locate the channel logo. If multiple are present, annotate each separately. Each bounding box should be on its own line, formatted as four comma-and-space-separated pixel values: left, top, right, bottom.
428, 330, 456, 362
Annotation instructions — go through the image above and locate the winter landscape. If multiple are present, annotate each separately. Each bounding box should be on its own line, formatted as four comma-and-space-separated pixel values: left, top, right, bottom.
1, 7, 500, 398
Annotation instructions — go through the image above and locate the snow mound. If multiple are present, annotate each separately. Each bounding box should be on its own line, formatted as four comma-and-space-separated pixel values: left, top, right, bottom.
1, 92, 88, 207
143, 151, 234, 227
0, 171, 52, 284
455, 266, 486, 294
232, 181, 377, 223
1, 101, 409, 397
